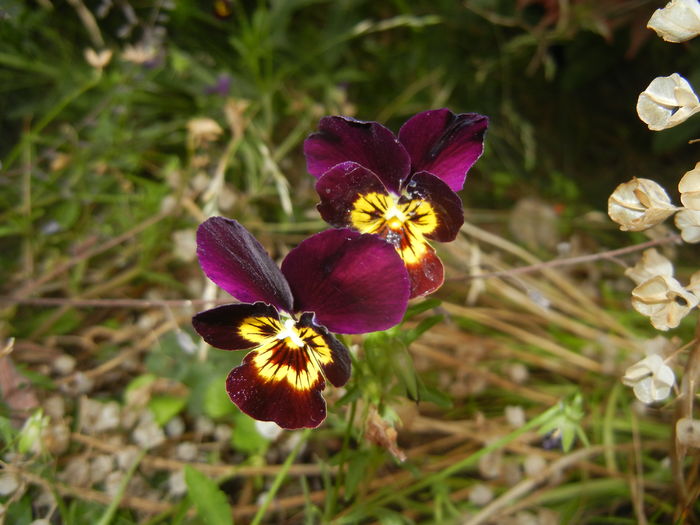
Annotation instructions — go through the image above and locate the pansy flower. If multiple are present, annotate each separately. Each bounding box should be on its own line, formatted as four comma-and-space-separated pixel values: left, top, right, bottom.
304, 108, 488, 297
192, 217, 410, 429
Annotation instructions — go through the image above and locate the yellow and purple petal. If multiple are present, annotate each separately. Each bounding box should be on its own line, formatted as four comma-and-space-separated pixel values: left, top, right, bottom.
192, 302, 279, 350
401, 241, 445, 297
225, 312, 351, 429
398, 109, 488, 192
281, 228, 409, 334
315, 162, 387, 228
404, 171, 464, 242
304, 116, 410, 194
196, 217, 294, 312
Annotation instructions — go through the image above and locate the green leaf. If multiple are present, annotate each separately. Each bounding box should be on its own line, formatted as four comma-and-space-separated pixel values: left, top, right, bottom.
184, 465, 234, 525
415, 381, 453, 409
230, 411, 268, 456
403, 297, 441, 321
0, 416, 17, 448
204, 378, 238, 419
148, 395, 187, 426
344, 450, 373, 499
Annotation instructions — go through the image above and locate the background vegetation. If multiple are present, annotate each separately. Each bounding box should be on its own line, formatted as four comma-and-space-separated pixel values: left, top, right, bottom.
2, 0, 700, 523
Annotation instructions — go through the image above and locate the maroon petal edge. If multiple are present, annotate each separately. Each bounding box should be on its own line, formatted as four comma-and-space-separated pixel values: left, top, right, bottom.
304, 115, 410, 194
406, 243, 445, 298
281, 229, 410, 334
196, 217, 294, 312
398, 109, 488, 192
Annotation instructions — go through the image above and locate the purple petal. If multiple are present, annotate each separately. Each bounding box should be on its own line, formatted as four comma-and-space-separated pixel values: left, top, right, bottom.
398, 109, 488, 192
192, 302, 278, 351
226, 355, 327, 429
197, 217, 294, 312
404, 172, 464, 242
304, 116, 410, 193
281, 229, 409, 334
316, 162, 388, 228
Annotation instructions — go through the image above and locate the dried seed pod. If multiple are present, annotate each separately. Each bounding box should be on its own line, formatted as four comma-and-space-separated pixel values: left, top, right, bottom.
608, 178, 677, 231
631, 275, 698, 330
637, 73, 700, 130
648, 0, 700, 43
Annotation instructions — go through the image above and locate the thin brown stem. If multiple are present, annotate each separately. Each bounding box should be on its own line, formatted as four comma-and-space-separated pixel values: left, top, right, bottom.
450, 233, 681, 282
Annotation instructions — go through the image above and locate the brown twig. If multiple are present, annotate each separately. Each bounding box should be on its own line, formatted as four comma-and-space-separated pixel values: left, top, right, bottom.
4, 234, 681, 310
451, 233, 681, 282
12, 211, 168, 300
0, 297, 232, 309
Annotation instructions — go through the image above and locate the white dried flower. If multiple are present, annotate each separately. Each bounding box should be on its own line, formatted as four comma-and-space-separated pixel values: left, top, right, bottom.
172, 229, 197, 262
187, 117, 223, 148
42, 421, 70, 455
687, 270, 700, 296
0, 472, 19, 496
165, 416, 185, 438
648, 0, 700, 43
637, 73, 700, 130
175, 442, 198, 462
507, 363, 529, 384
194, 416, 215, 436
255, 420, 284, 441
679, 162, 700, 209
625, 248, 675, 285
53, 354, 76, 375
90, 455, 115, 485
122, 43, 158, 65
84, 48, 113, 69
168, 470, 187, 497
478, 445, 502, 479
523, 454, 547, 477
116, 447, 141, 471
43, 395, 65, 420
608, 178, 677, 231
131, 413, 165, 450
675, 208, 700, 242
469, 483, 494, 506
677, 417, 700, 447
622, 354, 676, 403
631, 275, 698, 330
59, 457, 91, 487
214, 424, 232, 442
504, 405, 526, 428
80, 399, 121, 433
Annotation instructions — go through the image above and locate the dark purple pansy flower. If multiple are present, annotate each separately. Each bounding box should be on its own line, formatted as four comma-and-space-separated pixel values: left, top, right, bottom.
304, 108, 488, 297
192, 217, 410, 430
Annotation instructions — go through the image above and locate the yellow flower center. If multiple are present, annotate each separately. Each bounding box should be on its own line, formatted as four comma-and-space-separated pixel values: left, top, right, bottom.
238, 315, 333, 391
349, 192, 438, 265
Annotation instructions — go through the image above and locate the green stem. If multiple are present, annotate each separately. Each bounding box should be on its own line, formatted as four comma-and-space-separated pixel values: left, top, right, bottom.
343, 403, 562, 519
95, 449, 146, 525
250, 428, 311, 525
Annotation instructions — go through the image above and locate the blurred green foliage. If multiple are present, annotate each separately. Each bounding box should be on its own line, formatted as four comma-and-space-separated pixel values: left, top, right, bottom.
2, 0, 699, 523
